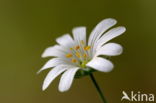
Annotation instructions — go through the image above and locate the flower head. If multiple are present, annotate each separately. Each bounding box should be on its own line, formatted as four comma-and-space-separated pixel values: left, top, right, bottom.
38, 18, 126, 92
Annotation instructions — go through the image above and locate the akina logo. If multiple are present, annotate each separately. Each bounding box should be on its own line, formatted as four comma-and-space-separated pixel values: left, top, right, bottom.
121, 91, 155, 102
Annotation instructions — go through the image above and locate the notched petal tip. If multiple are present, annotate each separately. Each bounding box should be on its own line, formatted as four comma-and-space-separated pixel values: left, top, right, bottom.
72, 26, 86, 38
58, 87, 68, 92
72, 26, 86, 31
117, 44, 123, 55
96, 43, 123, 56
41, 51, 48, 58
103, 18, 117, 24
36, 70, 42, 74
42, 85, 47, 91
56, 34, 74, 47
41, 46, 57, 58
118, 26, 126, 33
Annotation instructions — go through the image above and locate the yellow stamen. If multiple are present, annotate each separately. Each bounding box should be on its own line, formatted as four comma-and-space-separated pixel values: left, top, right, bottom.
66, 53, 72, 58
70, 48, 73, 50
76, 52, 80, 58
72, 59, 77, 63
81, 40, 84, 45
75, 45, 80, 50
83, 54, 87, 58
84, 46, 91, 51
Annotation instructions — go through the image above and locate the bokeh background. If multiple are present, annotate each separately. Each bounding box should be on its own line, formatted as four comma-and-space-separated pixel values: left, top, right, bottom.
0, 0, 156, 103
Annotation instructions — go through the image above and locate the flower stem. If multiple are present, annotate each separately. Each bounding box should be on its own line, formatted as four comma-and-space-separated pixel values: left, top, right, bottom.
89, 73, 108, 103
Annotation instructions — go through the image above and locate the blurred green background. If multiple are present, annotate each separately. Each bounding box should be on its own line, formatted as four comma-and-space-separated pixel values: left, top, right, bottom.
0, 0, 156, 103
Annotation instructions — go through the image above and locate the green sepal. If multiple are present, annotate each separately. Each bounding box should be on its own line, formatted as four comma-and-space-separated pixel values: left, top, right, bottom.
74, 68, 96, 79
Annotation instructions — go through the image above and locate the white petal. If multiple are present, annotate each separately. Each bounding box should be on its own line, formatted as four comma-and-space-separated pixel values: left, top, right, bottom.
72, 27, 86, 44
42, 65, 69, 91
95, 43, 123, 57
95, 26, 126, 50
86, 57, 113, 72
37, 58, 66, 74
58, 67, 79, 92
88, 18, 117, 45
42, 45, 66, 58
56, 34, 74, 47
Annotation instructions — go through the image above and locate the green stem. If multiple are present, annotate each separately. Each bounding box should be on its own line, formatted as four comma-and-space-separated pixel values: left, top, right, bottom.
89, 73, 108, 103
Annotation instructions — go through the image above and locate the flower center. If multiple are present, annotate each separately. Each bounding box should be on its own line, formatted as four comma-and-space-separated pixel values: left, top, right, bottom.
65, 40, 91, 67
80, 60, 88, 68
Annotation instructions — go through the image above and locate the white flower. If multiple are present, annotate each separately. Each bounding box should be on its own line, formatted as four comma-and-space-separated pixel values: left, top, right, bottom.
38, 18, 126, 92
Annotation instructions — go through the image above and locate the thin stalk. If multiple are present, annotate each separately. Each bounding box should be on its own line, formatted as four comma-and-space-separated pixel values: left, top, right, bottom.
89, 73, 108, 103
